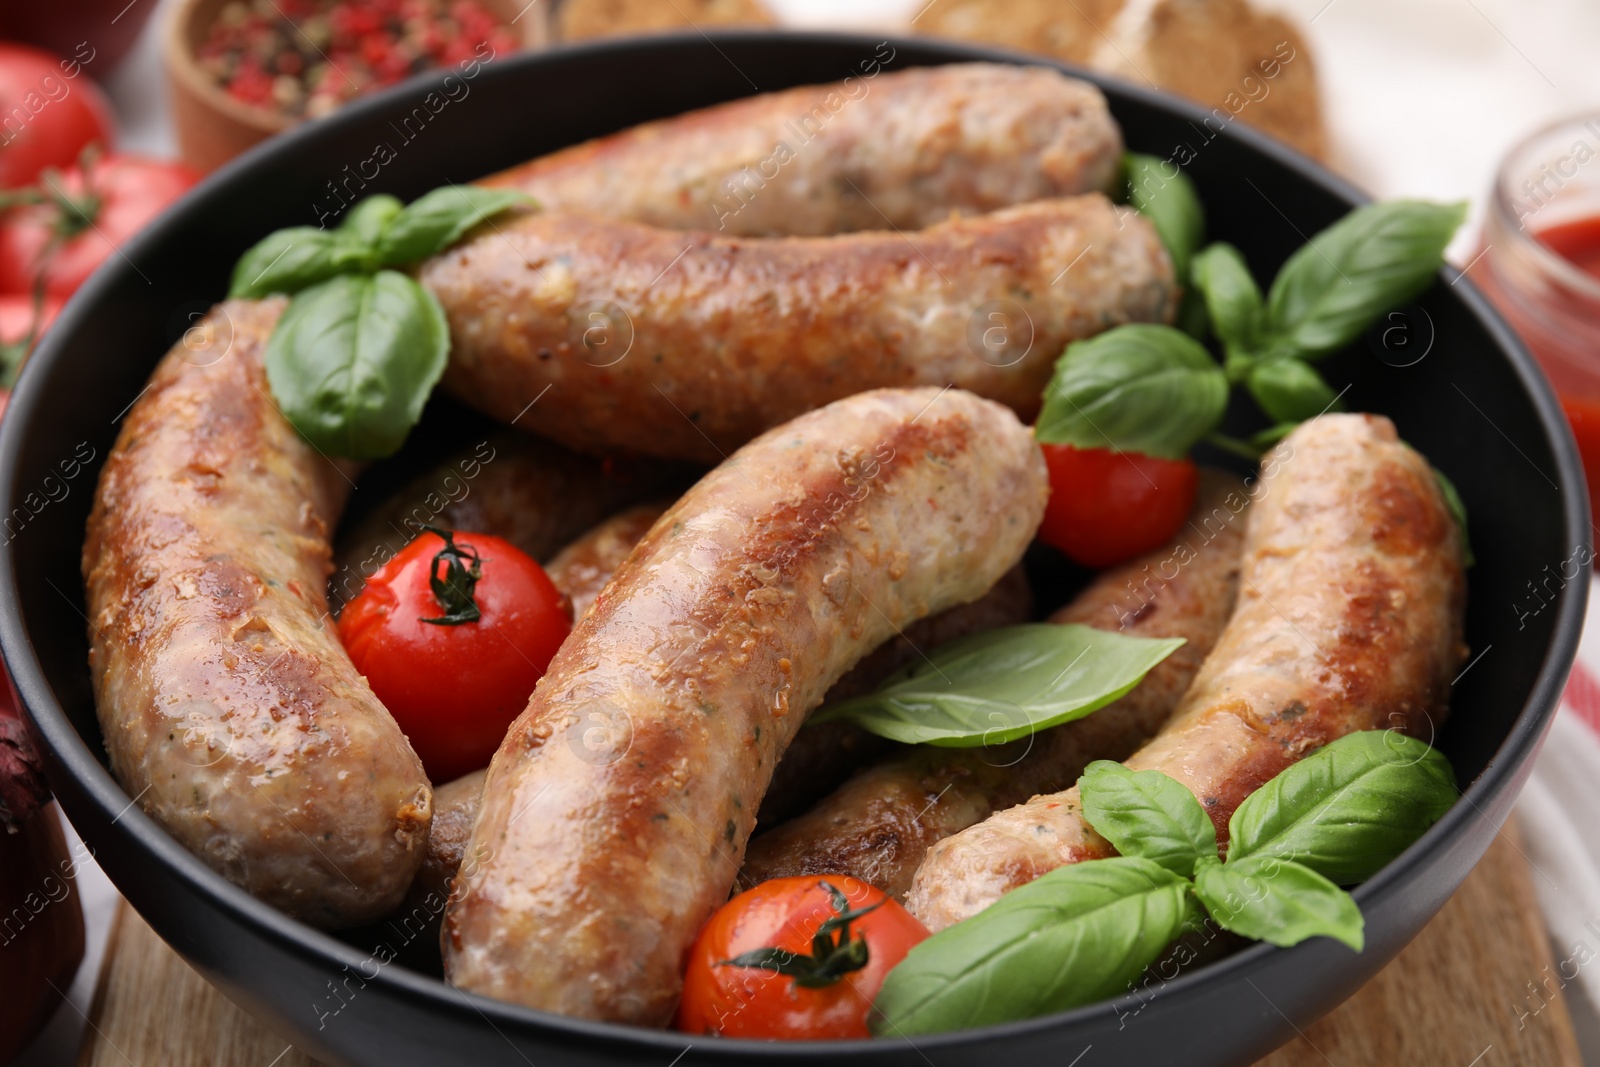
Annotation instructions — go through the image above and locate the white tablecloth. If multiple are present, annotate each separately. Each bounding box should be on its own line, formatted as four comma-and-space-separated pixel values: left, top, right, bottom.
15, 0, 1600, 1062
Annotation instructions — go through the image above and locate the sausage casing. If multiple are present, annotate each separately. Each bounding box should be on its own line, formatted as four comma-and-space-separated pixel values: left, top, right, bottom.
541, 502, 669, 621
415, 544, 1033, 897
443, 387, 1047, 1023
759, 563, 1034, 827
485, 62, 1121, 236
426, 196, 1174, 462
82, 300, 432, 928
742, 471, 1248, 898
905, 414, 1469, 930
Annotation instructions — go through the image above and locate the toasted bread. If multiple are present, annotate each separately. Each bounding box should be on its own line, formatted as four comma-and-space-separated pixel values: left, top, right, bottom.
917, 0, 1127, 65
918, 0, 1328, 161
557, 0, 777, 42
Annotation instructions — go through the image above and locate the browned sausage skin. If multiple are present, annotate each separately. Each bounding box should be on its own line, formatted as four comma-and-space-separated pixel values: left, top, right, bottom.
415, 549, 1034, 895
906, 414, 1469, 931
443, 387, 1048, 1023
484, 63, 1122, 236
542, 502, 669, 621
82, 300, 432, 928
760, 564, 1034, 827
409, 767, 487, 911
425, 196, 1175, 462
741, 470, 1248, 898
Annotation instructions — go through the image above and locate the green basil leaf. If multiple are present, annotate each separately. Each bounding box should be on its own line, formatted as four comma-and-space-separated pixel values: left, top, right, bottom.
1193, 854, 1364, 951
1261, 200, 1467, 361
1125, 153, 1205, 280
1248, 423, 1299, 452
1246, 358, 1343, 424
339, 194, 403, 246
1222, 343, 1255, 383
228, 227, 371, 299
1190, 242, 1263, 352
1079, 762, 1217, 878
1226, 731, 1457, 884
1034, 324, 1228, 460
1433, 466, 1474, 568
810, 623, 1183, 747
1175, 287, 1210, 339
264, 270, 449, 460
871, 857, 1195, 1035
375, 186, 529, 266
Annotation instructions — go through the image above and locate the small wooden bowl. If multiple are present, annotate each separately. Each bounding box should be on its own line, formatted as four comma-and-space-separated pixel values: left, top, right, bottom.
163, 0, 551, 173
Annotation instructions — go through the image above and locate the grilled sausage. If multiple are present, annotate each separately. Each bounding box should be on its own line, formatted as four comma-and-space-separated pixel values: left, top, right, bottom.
410, 767, 488, 909
905, 414, 1469, 931
544, 517, 1035, 827
427, 196, 1174, 462
542, 503, 669, 621
760, 563, 1034, 827
331, 436, 688, 611
82, 300, 431, 928
742, 471, 1248, 898
485, 62, 1122, 237
413, 558, 1033, 902
406, 506, 668, 909
443, 387, 1048, 1023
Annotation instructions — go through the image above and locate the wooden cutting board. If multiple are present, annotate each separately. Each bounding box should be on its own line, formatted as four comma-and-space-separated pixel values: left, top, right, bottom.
78, 819, 1583, 1067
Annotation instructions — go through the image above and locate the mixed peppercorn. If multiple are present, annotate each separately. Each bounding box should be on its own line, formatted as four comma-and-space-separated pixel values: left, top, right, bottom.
197, 0, 518, 119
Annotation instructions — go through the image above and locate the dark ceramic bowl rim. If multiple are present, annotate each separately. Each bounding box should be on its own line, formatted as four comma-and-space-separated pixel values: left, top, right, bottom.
2, 29, 1589, 1057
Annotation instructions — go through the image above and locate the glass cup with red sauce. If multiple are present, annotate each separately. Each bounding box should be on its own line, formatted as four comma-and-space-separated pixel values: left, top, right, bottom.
1469, 114, 1600, 523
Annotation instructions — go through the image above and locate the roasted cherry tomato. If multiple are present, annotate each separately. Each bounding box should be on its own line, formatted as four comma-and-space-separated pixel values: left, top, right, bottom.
0, 43, 115, 190
1037, 442, 1199, 568
337, 527, 571, 782
0, 154, 200, 300
677, 875, 928, 1040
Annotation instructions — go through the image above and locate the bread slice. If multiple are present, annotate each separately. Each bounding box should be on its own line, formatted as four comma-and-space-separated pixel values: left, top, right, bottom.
917, 0, 1127, 64
1122, 0, 1326, 160
557, 0, 777, 42
917, 0, 1328, 162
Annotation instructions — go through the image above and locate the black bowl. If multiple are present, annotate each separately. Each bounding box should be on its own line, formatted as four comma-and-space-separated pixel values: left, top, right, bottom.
1, 30, 1589, 1067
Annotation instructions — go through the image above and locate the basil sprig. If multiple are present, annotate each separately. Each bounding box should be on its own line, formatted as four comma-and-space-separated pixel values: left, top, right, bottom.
1246, 356, 1343, 424
1257, 200, 1467, 363
808, 623, 1183, 747
1125, 153, 1205, 282
1221, 730, 1457, 884
263, 272, 449, 459
1033, 326, 1228, 461
872, 858, 1196, 1034
1124, 152, 1208, 338
871, 730, 1457, 1035
1035, 197, 1464, 471
1192, 854, 1362, 950
1190, 242, 1262, 358
230, 186, 529, 459
1079, 762, 1216, 878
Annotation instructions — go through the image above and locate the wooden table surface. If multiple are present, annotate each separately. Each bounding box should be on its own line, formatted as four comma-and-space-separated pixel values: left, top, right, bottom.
79, 820, 1583, 1067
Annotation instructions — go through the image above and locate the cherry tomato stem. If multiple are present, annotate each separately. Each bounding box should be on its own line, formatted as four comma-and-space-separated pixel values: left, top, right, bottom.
0, 154, 200, 301
337, 528, 571, 782
677, 876, 928, 1040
